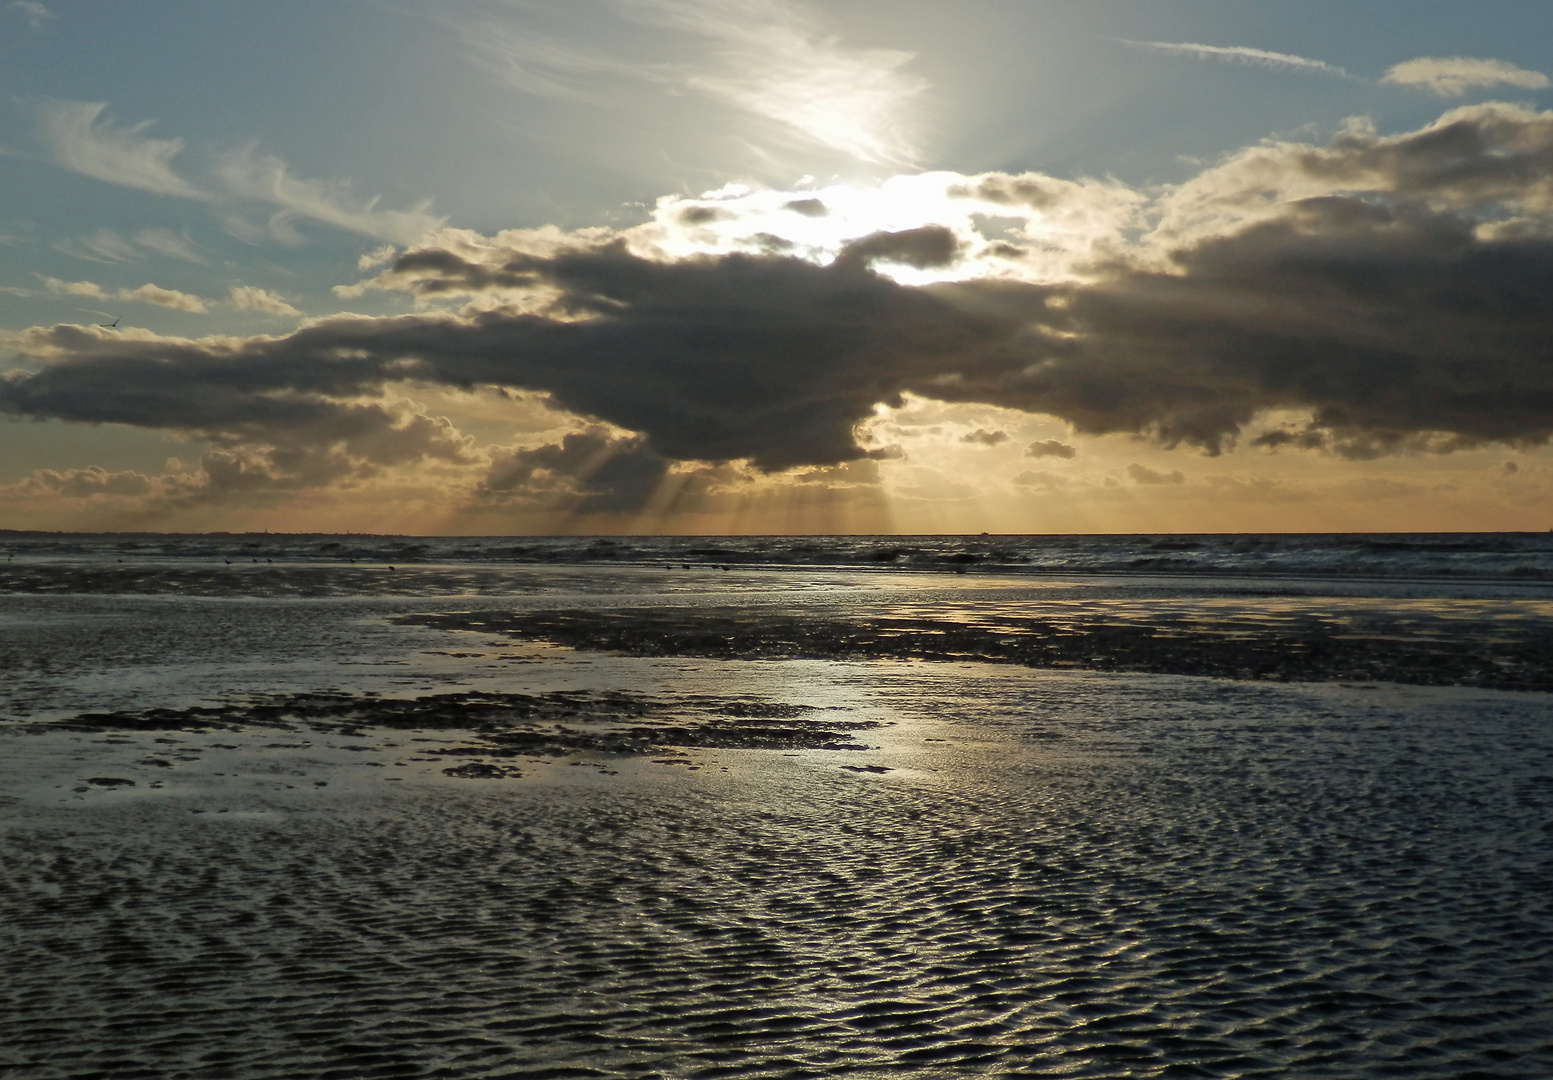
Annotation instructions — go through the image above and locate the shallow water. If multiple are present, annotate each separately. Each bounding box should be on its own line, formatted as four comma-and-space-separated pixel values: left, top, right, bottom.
2, 542, 1552, 1078
6, 529, 1553, 583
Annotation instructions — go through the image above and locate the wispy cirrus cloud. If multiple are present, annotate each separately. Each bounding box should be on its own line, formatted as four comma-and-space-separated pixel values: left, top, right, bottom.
632, 0, 929, 165
213, 146, 445, 245
9, 1, 54, 31
37, 100, 210, 200
134, 228, 206, 263
1383, 56, 1550, 97
53, 228, 142, 264
53, 226, 206, 265
36, 99, 444, 245
1122, 40, 1351, 79
464, 21, 640, 103
462, 0, 928, 165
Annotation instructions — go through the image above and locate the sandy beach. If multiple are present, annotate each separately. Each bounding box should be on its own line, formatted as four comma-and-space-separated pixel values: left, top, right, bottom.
3, 543, 1552, 1077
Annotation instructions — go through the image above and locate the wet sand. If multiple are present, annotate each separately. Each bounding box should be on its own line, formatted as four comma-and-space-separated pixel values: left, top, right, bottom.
3, 557, 1552, 1077
5, 667, 1553, 1078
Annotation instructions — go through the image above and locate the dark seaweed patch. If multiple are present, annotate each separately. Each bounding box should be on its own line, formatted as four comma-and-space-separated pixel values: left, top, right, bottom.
39, 689, 878, 759
396, 607, 1553, 692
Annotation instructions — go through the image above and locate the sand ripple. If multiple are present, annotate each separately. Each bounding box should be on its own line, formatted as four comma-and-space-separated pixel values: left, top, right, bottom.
4, 672, 1550, 1078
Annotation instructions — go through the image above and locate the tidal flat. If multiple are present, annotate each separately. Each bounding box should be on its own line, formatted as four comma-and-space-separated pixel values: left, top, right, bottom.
2, 538, 1551, 1077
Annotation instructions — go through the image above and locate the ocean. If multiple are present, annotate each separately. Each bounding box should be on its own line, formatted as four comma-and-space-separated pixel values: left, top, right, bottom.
2, 532, 1551, 1078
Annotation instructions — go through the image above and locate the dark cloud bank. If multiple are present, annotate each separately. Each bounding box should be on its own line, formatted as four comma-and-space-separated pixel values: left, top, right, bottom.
7, 105, 1553, 492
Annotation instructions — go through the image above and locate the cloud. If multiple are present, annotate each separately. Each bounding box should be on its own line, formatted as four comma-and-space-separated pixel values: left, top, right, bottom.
1012, 470, 1068, 489
833, 224, 960, 270
120, 283, 207, 312
53, 227, 205, 265
13, 105, 1553, 507
5, 248, 1006, 470
460, 19, 644, 103
478, 428, 671, 513
0, 362, 479, 507
1127, 463, 1185, 485
53, 229, 143, 264
213, 146, 446, 244
1025, 439, 1076, 459
644, 0, 929, 164
40, 276, 104, 298
35, 99, 441, 246
134, 228, 205, 263
358, 244, 398, 271
36, 100, 208, 200
463, 0, 928, 165
39, 275, 207, 312
1124, 40, 1350, 78
960, 428, 1008, 446
227, 286, 301, 317
14, 466, 153, 499
9, 1, 53, 30
1383, 56, 1550, 97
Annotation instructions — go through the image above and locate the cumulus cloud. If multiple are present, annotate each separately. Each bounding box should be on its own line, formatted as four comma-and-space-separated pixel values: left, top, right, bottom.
40, 276, 104, 297
960, 428, 1008, 446
1127, 463, 1185, 485
14, 466, 152, 499
1383, 56, 1550, 97
1012, 470, 1068, 489
358, 244, 398, 271
478, 428, 672, 513
2, 424, 472, 510
120, 283, 206, 312
6, 248, 1006, 470
12, 104, 1553, 506
1124, 40, 1350, 78
1025, 439, 1076, 459
227, 286, 301, 317
42, 276, 207, 312
37, 101, 208, 200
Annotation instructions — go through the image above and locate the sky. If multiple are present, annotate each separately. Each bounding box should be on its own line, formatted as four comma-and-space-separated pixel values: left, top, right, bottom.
4, 0, 1553, 535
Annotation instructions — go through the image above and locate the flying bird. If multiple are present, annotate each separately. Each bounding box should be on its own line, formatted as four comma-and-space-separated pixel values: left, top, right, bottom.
99, 316, 121, 329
